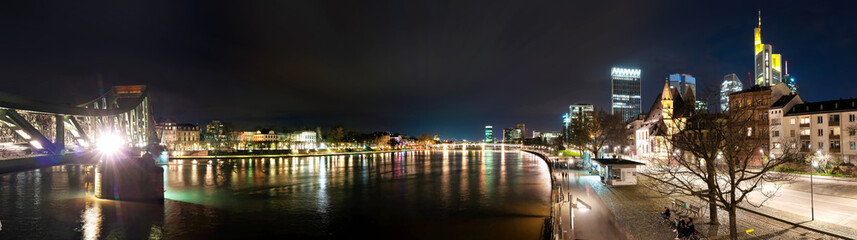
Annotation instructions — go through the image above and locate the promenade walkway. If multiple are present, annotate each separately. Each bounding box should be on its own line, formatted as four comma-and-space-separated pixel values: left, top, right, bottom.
524, 149, 853, 239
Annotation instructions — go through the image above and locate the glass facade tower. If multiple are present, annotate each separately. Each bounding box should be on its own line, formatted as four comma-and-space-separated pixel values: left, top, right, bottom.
484, 126, 493, 143
611, 67, 641, 122
668, 73, 696, 99
754, 11, 783, 86
720, 73, 744, 112
569, 104, 595, 122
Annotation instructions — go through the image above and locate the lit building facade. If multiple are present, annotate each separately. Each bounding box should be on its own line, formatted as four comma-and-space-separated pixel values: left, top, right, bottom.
729, 83, 794, 165
767, 93, 803, 158
611, 67, 642, 122
633, 81, 692, 161
569, 104, 595, 123
669, 73, 696, 100
754, 12, 783, 86
290, 130, 319, 150
155, 119, 177, 145
539, 131, 559, 143
484, 125, 493, 143
783, 61, 799, 94
562, 113, 571, 130
720, 73, 744, 112
777, 99, 857, 163
174, 123, 201, 150
204, 120, 226, 148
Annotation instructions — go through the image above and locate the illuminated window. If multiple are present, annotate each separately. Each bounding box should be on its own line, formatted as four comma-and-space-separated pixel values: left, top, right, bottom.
800, 117, 810, 124
790, 119, 795, 125
747, 127, 753, 137
801, 129, 810, 136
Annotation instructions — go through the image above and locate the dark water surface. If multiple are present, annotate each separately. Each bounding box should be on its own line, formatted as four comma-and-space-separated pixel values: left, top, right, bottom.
0, 150, 551, 239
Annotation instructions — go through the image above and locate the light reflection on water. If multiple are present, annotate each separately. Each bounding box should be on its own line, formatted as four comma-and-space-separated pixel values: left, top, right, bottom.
0, 150, 550, 239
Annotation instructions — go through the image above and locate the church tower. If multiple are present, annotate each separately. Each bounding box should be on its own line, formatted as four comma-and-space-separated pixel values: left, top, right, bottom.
661, 80, 674, 120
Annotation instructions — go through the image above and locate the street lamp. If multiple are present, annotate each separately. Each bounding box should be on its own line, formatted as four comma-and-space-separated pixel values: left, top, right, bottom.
810, 150, 820, 221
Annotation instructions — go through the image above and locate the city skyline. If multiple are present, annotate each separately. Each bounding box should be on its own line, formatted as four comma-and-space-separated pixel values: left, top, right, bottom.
3, 2, 857, 240
1, 1, 856, 140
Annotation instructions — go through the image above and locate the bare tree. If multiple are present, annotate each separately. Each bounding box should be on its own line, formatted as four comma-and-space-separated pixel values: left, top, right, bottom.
644, 102, 804, 240
578, 110, 626, 160
327, 125, 345, 148
416, 134, 435, 146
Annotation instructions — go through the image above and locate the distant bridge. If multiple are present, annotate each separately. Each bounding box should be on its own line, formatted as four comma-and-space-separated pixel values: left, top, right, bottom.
428, 143, 524, 150
0, 85, 156, 157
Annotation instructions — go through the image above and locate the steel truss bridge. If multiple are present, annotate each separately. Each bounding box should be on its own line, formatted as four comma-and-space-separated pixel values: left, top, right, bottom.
0, 85, 156, 158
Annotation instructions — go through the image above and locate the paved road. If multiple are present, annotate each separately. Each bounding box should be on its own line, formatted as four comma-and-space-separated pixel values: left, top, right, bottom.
781, 173, 857, 199
747, 174, 857, 229
553, 169, 627, 240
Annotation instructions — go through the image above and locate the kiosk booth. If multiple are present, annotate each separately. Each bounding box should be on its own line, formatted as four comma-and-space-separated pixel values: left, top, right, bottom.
592, 157, 645, 186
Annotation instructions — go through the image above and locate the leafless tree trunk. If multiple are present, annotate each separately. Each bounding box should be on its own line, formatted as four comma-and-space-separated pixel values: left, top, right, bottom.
644, 101, 803, 240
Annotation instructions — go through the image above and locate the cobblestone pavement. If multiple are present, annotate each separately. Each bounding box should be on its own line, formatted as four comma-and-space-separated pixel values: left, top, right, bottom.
552, 169, 852, 240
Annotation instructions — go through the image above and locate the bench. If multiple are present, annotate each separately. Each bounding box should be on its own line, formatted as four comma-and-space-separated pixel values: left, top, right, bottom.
687, 204, 702, 217
672, 199, 686, 213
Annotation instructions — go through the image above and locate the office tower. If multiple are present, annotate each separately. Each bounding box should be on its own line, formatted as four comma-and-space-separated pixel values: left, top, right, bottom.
562, 113, 571, 130
569, 104, 595, 123
668, 73, 697, 100
720, 73, 744, 112
754, 11, 783, 86
514, 123, 525, 140
611, 67, 642, 122
484, 126, 493, 143
783, 61, 798, 94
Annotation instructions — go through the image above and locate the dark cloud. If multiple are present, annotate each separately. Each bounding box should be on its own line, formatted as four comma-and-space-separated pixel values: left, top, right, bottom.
1, 0, 855, 140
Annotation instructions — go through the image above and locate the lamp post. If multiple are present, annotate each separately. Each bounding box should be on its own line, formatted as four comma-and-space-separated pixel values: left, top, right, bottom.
811, 150, 819, 221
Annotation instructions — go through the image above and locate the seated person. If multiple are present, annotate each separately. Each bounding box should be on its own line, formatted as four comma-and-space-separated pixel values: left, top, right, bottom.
660, 207, 671, 220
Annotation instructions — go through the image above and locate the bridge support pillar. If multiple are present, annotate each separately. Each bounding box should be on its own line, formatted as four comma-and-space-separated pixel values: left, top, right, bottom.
95, 154, 164, 202
55, 115, 64, 152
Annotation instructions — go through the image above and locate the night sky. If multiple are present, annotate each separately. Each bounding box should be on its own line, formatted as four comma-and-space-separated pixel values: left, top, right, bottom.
2, 1, 856, 140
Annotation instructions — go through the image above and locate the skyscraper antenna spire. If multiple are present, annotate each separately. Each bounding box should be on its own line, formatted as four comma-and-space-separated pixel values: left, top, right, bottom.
758, 10, 761, 28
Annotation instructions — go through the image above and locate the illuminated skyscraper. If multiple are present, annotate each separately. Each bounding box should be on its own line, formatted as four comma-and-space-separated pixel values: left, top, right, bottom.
783, 61, 799, 94
561, 113, 570, 129
611, 67, 641, 122
754, 11, 783, 86
668, 73, 696, 100
569, 104, 595, 122
484, 126, 493, 143
720, 73, 743, 112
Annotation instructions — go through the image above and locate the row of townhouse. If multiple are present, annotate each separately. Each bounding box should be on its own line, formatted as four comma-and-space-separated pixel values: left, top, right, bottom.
770, 97, 857, 163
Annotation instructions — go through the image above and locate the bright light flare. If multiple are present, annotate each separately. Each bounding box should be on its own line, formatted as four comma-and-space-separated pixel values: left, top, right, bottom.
97, 133, 125, 154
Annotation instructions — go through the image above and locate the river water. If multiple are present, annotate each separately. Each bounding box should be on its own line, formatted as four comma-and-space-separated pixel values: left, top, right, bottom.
0, 150, 551, 239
